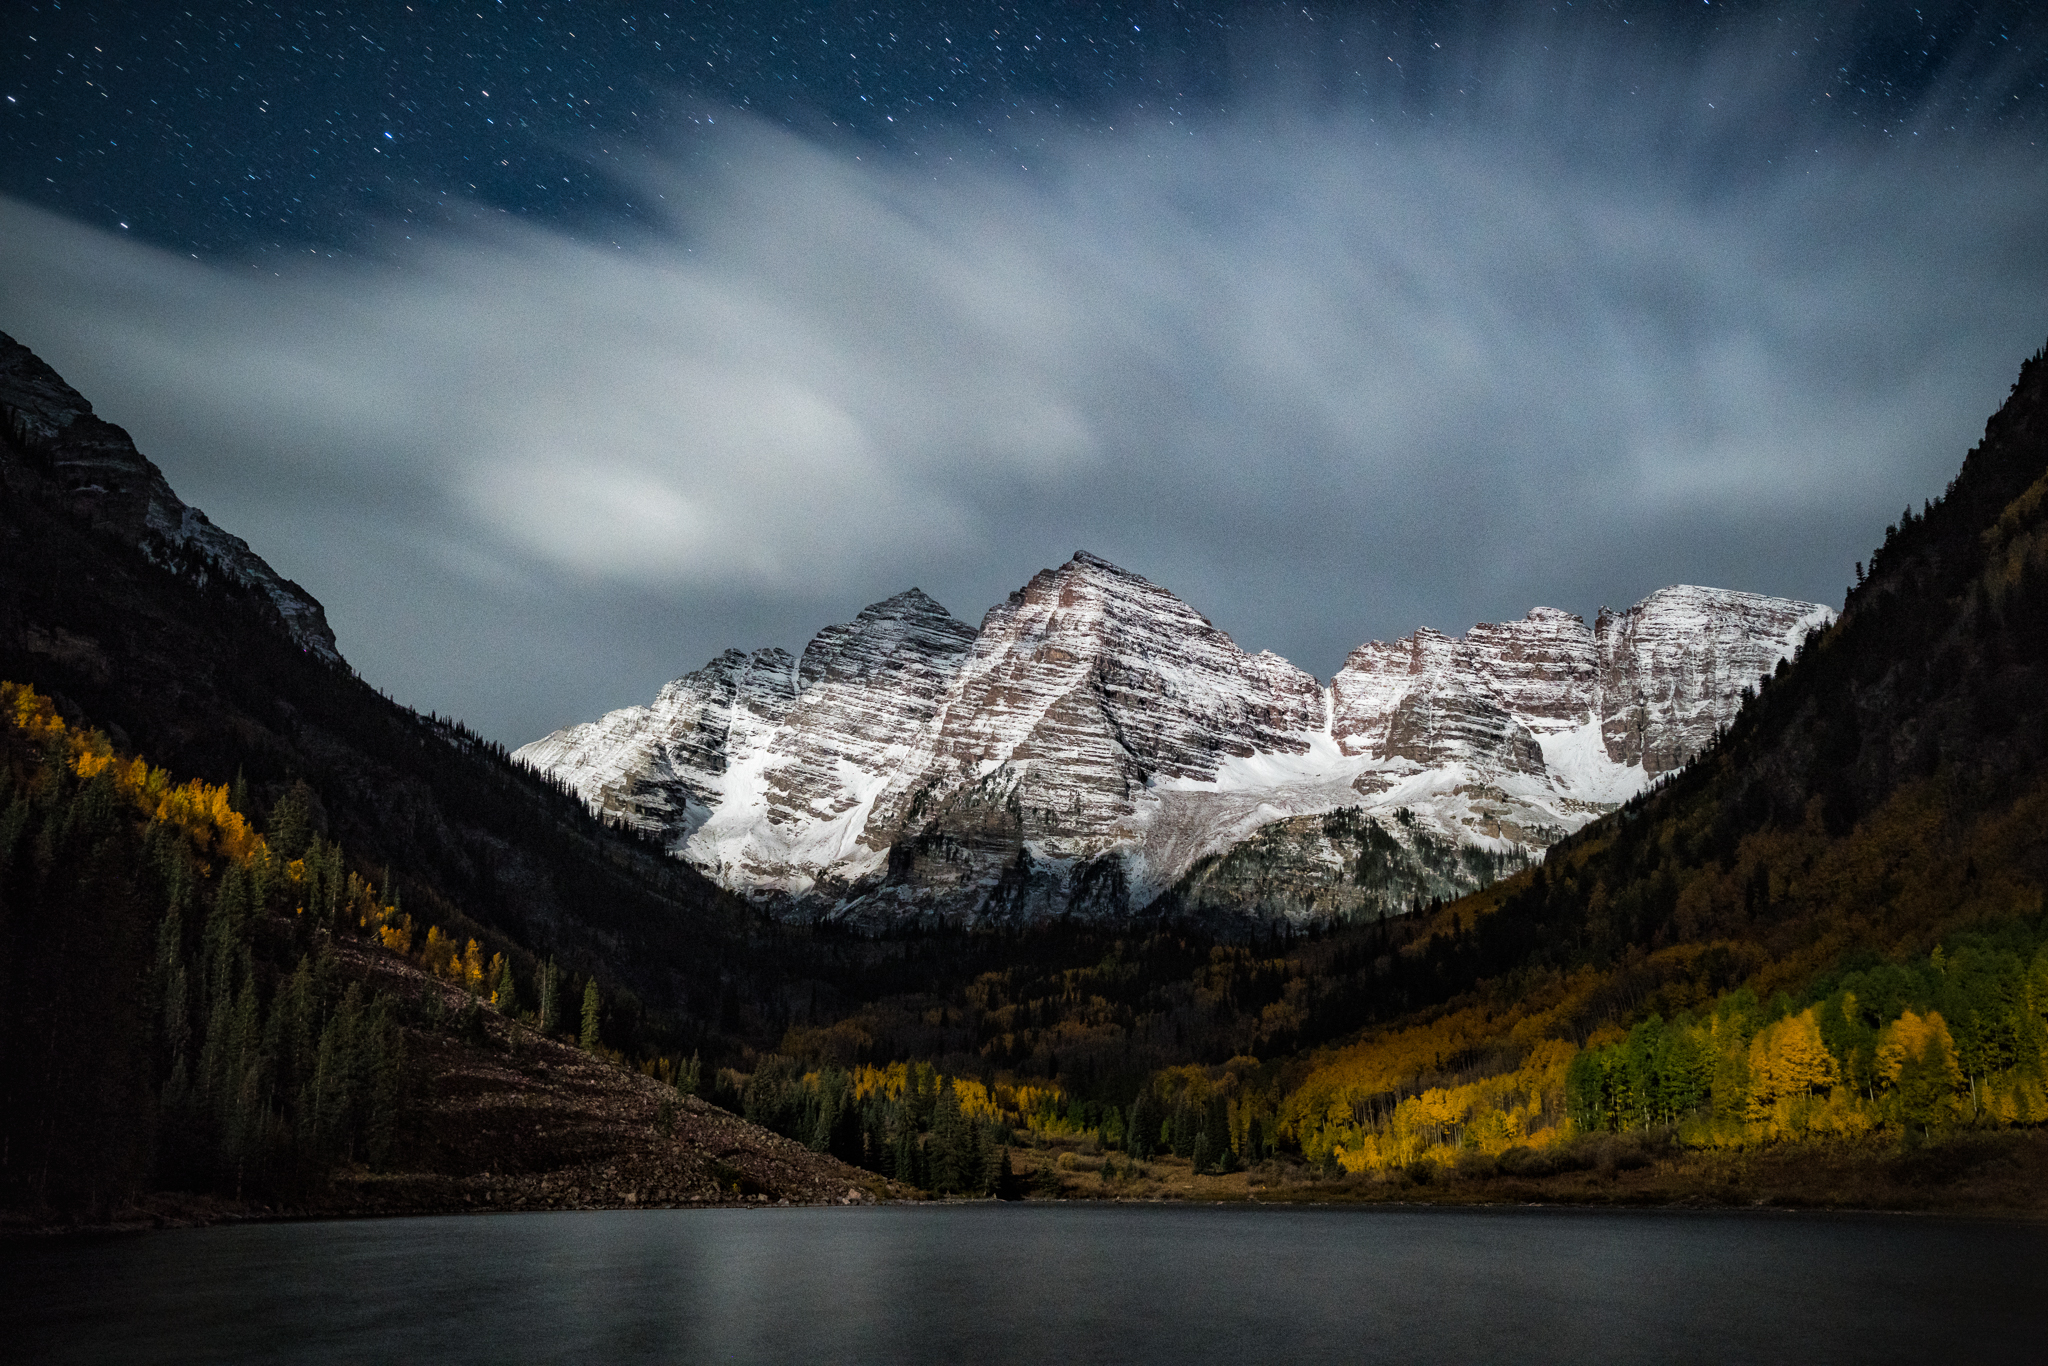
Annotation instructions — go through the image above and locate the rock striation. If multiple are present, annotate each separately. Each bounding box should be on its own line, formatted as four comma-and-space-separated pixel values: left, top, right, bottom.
0, 331, 341, 662
517, 554, 1832, 928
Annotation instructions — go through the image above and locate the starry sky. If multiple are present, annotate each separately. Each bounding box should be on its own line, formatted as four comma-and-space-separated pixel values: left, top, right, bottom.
3, 1, 2046, 744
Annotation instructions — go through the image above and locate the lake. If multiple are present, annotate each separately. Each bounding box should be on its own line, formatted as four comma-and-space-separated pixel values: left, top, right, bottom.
5, 1203, 2043, 1363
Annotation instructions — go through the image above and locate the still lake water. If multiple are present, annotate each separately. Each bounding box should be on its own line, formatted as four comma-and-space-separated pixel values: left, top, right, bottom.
5, 1203, 2044, 1364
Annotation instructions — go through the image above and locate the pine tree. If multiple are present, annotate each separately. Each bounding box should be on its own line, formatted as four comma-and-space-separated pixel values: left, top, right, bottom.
579, 978, 603, 1052
265, 780, 318, 862
1205, 1094, 1230, 1168
930, 1082, 970, 1193
894, 1124, 923, 1189
492, 956, 518, 1014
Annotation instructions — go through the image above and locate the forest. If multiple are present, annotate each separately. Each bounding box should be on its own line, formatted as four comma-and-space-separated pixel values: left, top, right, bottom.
0, 681, 693, 1211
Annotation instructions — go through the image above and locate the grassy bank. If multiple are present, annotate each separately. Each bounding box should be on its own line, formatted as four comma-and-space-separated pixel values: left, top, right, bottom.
1003, 1127, 2048, 1215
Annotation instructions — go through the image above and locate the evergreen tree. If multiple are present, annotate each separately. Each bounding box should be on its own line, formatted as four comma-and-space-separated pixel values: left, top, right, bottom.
579, 978, 603, 1051
929, 1081, 966, 1193
265, 780, 319, 862
992, 1145, 1020, 1200
492, 956, 518, 1014
894, 1124, 923, 1189
1127, 1092, 1156, 1159
1167, 1097, 1195, 1159
1204, 1094, 1231, 1168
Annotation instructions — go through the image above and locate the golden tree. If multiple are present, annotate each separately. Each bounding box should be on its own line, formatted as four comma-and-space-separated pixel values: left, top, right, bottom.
1746, 1008, 1838, 1120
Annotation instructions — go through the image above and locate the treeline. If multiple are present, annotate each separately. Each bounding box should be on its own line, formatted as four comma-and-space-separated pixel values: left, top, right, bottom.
0, 678, 788, 1216
1251, 912, 2048, 1180
778, 912, 1462, 1105
1568, 924, 2048, 1142
710, 1053, 1289, 1193
707, 1060, 1021, 1197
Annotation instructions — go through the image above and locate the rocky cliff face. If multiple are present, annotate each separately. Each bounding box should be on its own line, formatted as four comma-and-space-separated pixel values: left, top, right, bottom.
517, 554, 1831, 928
1596, 586, 1833, 775
0, 331, 342, 663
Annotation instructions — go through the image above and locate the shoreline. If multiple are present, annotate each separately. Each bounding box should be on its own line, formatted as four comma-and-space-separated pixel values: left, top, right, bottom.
13, 1125, 2048, 1236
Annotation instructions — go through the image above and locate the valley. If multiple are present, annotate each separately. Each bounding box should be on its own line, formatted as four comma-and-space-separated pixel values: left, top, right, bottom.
3, 328, 2045, 1226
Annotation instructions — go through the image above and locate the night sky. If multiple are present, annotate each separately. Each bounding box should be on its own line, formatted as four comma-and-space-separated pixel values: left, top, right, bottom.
4, 1, 2047, 744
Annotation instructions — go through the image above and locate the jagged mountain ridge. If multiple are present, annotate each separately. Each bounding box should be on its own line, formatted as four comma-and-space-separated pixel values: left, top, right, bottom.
0, 331, 341, 663
518, 554, 1831, 927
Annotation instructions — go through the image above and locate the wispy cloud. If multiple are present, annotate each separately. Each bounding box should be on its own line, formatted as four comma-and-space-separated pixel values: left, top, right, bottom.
4, 10, 2044, 742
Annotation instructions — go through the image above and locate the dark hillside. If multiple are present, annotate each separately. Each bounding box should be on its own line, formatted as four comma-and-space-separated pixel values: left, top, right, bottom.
0, 332, 782, 1045
1455, 341, 2048, 989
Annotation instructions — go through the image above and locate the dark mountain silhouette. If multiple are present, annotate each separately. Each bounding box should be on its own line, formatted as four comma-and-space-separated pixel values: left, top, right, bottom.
1444, 341, 2048, 991
0, 330, 766, 1043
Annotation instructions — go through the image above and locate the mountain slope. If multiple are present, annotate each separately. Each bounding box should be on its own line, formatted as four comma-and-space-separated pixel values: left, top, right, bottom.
1456, 342, 2048, 985
0, 680, 889, 1221
0, 330, 778, 1048
522, 556, 1827, 929
1249, 341, 2048, 1173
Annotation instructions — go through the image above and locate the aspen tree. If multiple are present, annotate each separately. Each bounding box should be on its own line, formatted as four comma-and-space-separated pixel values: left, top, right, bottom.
539, 958, 562, 1036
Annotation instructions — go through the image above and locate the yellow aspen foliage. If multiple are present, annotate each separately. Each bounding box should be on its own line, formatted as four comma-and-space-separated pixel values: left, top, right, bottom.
1746, 1008, 1838, 1118
1877, 1008, 1963, 1128
5, 681, 67, 746
1982, 1070, 2048, 1125
1012, 1083, 1067, 1125
843, 1062, 1012, 1123
948, 1077, 1003, 1123
461, 938, 486, 992
421, 926, 460, 980
1152, 1065, 1214, 1108
1412, 1087, 1463, 1135
1877, 1009, 1961, 1086
151, 780, 262, 863
379, 922, 413, 955
850, 1062, 912, 1102
3, 682, 268, 869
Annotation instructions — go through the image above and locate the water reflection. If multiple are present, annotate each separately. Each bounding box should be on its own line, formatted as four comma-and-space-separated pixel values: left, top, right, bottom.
6, 1204, 2042, 1364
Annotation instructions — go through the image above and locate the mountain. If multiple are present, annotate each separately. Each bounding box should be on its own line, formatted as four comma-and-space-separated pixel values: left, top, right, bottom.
0, 329, 780, 1045
0, 333, 340, 663
519, 555, 1829, 928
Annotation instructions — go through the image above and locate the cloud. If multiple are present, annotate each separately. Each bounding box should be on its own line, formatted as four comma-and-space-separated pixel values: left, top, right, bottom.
3, 11, 2045, 743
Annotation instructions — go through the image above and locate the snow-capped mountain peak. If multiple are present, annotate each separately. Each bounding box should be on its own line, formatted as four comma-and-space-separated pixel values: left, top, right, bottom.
515, 555, 1832, 927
